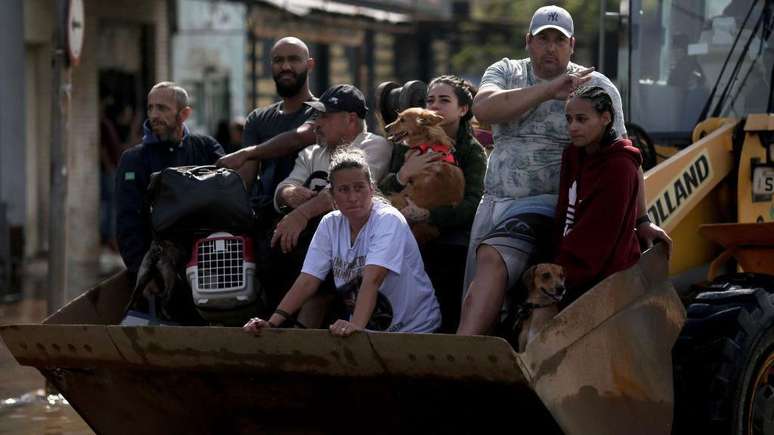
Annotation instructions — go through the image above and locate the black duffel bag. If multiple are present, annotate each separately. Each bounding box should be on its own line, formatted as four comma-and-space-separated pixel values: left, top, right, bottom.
147, 165, 254, 236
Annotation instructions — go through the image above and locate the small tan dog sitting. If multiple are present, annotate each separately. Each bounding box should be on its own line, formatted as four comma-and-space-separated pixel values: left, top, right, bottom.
517, 263, 566, 352
384, 107, 465, 243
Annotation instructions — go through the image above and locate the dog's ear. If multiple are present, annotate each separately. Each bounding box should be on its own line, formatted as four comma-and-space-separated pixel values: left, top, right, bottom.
553, 264, 566, 281
385, 112, 402, 130
429, 111, 445, 124
417, 111, 444, 126
549, 264, 564, 276
522, 265, 537, 289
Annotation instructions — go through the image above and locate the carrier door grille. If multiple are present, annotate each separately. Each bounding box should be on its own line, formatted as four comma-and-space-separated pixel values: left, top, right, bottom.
196, 238, 244, 291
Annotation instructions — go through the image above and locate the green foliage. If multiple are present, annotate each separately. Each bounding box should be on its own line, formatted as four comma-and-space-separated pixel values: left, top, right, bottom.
454, 0, 609, 80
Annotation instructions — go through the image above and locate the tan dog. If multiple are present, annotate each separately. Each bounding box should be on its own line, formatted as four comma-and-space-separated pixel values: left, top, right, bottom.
518, 263, 566, 352
384, 107, 465, 243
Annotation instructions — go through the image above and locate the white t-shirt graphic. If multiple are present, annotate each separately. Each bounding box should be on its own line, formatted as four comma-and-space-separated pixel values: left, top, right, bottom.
302, 202, 441, 332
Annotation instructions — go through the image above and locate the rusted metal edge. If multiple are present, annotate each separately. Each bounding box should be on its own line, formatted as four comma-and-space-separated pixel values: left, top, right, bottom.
519, 244, 686, 435
522, 243, 672, 366
0, 325, 529, 385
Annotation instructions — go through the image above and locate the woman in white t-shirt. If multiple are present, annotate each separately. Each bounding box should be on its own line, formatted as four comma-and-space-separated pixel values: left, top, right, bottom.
244, 148, 441, 336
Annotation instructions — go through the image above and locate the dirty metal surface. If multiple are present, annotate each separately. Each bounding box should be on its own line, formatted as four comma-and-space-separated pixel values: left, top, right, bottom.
521, 244, 686, 435
0, 269, 557, 434
699, 222, 774, 246
0, 325, 551, 434
43, 271, 133, 326
1, 326, 527, 383
699, 222, 774, 276
0, 247, 684, 434
32, 367, 555, 435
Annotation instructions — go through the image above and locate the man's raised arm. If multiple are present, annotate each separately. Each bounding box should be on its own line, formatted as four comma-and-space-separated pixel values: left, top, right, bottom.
473, 68, 595, 125
217, 122, 317, 189
473, 84, 553, 125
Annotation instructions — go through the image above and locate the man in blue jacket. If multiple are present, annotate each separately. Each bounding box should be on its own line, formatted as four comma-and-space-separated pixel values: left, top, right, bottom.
115, 82, 224, 278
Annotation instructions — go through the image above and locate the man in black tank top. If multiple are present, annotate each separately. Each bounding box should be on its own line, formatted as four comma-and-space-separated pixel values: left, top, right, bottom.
216, 37, 319, 220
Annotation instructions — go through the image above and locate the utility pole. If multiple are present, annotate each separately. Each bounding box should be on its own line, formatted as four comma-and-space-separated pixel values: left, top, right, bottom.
598, 0, 607, 73
48, 0, 72, 314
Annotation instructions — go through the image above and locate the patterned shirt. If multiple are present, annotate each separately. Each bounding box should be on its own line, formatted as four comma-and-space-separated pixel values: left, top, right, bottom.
480, 58, 626, 199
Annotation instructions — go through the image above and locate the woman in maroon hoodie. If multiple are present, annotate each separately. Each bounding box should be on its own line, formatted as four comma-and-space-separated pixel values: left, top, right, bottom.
554, 86, 643, 305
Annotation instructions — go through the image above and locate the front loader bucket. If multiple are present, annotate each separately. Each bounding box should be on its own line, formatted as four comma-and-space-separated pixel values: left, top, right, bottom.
521, 243, 686, 435
0, 245, 682, 434
0, 272, 560, 434
1, 325, 563, 434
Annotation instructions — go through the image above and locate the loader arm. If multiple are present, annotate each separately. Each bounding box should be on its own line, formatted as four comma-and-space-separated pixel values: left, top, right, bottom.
643, 118, 737, 233
641, 118, 739, 275
643, 114, 774, 276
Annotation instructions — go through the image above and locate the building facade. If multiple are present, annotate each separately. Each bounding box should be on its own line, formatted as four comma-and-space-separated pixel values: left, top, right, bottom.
2, 0, 457, 302
244, 0, 453, 131
16, 0, 170, 300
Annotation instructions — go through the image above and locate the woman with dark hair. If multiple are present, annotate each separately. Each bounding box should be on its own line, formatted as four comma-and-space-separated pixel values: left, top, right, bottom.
554, 85, 643, 304
244, 148, 441, 335
379, 75, 487, 235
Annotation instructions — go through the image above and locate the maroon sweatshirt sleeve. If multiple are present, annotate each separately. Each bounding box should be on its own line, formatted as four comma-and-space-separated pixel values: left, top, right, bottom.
555, 153, 641, 295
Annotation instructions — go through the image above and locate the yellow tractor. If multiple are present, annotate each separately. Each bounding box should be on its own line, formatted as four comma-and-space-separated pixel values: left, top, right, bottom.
648, 114, 774, 435
619, 0, 774, 432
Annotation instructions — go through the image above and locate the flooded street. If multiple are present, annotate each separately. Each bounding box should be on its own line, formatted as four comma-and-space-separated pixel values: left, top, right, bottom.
0, 298, 93, 434
0, 254, 123, 435
0, 389, 92, 435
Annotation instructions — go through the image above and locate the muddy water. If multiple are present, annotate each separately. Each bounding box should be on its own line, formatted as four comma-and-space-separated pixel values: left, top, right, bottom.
1, 296, 93, 434
0, 389, 93, 434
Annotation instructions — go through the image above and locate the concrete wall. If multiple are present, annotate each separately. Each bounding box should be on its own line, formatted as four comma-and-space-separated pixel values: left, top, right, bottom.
23, 0, 54, 256
22, 0, 170, 301
66, 0, 169, 300
0, 0, 26, 227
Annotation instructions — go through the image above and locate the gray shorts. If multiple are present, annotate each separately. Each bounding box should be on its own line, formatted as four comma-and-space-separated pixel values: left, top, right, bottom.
481, 213, 554, 288
463, 195, 556, 295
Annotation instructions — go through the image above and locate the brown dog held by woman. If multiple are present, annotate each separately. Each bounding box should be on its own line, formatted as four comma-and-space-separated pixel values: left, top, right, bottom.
518, 263, 566, 352
384, 107, 465, 243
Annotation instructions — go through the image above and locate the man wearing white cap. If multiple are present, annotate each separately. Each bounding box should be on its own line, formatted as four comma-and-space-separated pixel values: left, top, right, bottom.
458, 5, 670, 335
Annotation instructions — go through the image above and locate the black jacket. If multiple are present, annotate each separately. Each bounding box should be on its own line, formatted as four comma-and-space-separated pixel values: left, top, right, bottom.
115, 121, 224, 276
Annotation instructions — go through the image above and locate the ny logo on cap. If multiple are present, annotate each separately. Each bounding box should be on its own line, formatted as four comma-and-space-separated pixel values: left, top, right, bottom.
548, 12, 559, 22
329, 97, 339, 104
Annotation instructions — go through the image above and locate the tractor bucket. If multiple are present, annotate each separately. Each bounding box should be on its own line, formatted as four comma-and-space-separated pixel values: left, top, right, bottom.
521, 242, 686, 435
0, 245, 682, 434
0, 273, 559, 434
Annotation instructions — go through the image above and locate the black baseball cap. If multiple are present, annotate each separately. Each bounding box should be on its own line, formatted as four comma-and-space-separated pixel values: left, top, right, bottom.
305, 84, 368, 119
